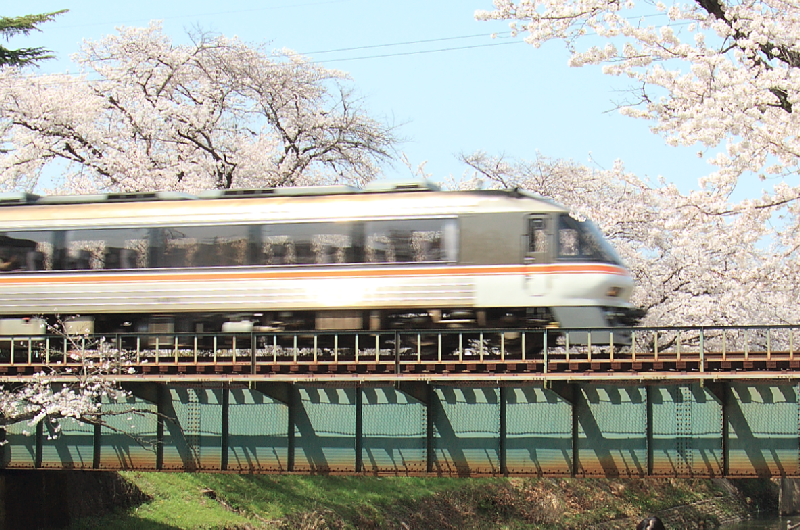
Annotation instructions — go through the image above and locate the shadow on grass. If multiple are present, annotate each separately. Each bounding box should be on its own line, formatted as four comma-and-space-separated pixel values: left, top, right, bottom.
68, 512, 182, 530
196, 474, 472, 521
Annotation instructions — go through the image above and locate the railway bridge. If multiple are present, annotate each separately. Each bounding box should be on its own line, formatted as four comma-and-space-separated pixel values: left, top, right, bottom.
1, 325, 800, 478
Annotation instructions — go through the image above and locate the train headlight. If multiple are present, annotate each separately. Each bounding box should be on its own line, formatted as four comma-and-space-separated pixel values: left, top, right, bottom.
606, 286, 622, 298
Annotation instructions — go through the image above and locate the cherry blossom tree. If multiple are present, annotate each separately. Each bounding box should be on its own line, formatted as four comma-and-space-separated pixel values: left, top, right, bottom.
0, 22, 397, 193
0, 329, 157, 447
475, 1, 800, 192
0, 21, 398, 443
474, 0, 800, 325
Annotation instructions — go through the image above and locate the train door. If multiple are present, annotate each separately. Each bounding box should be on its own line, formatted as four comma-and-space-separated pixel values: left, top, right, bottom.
524, 214, 552, 296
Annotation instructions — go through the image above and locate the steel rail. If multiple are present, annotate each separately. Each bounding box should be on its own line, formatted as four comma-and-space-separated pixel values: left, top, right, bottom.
3, 370, 800, 384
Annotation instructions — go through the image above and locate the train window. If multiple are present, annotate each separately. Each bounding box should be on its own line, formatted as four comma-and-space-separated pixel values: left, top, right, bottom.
528, 217, 549, 254
365, 219, 457, 263
558, 226, 579, 256
156, 225, 252, 268
261, 223, 355, 265
0, 231, 52, 272
557, 214, 623, 265
63, 229, 149, 270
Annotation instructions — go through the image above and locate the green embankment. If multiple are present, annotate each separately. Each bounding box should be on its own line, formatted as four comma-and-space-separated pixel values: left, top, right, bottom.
67, 473, 774, 530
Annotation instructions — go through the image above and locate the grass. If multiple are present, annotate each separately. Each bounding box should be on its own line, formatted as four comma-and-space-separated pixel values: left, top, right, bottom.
66, 473, 761, 530
175, 473, 474, 524
68, 472, 476, 530
68, 472, 254, 530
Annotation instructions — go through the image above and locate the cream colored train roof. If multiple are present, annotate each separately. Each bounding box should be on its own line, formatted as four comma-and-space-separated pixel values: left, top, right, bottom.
0, 182, 567, 230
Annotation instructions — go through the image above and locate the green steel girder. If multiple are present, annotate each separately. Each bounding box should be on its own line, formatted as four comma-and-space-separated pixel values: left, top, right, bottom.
3, 381, 800, 477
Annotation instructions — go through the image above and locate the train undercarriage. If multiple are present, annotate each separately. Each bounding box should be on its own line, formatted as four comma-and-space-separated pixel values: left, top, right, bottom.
90, 307, 560, 335
0, 305, 642, 359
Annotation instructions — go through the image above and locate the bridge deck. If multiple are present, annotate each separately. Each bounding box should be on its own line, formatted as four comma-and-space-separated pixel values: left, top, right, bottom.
0, 325, 797, 382
3, 326, 800, 477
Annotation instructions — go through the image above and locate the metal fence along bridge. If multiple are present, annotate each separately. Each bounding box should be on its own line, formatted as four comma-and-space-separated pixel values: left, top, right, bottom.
2, 325, 800, 478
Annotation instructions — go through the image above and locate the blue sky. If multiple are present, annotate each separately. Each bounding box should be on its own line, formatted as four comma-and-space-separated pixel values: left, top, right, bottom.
8, 0, 713, 191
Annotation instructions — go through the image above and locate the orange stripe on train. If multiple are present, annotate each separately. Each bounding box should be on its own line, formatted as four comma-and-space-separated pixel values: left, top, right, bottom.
0, 263, 630, 284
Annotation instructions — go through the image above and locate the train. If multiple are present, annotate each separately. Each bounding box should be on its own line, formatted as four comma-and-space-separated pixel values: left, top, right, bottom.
0, 181, 639, 342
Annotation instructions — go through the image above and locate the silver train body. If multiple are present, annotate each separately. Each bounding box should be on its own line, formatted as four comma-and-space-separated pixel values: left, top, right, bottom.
0, 181, 637, 336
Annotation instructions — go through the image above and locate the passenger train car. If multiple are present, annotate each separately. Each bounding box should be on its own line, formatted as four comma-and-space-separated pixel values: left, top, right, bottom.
0, 181, 638, 339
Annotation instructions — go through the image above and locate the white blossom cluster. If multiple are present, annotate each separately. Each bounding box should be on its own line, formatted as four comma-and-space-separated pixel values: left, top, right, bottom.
475, 0, 800, 324
0, 22, 396, 193
475, 1, 800, 183
0, 331, 141, 443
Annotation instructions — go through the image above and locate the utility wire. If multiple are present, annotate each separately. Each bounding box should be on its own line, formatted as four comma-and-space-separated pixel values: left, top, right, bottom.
303, 32, 512, 55
313, 39, 523, 63
6, 14, 698, 80
7, 33, 522, 81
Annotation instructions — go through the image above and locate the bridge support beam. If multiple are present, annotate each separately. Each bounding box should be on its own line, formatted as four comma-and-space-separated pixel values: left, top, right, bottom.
253, 382, 295, 472
93, 423, 101, 469
548, 382, 577, 476
646, 385, 653, 477
499, 385, 507, 476
427, 383, 434, 474
355, 384, 363, 473
706, 381, 729, 477
34, 421, 42, 469
221, 383, 229, 471
156, 384, 166, 470
394, 381, 435, 474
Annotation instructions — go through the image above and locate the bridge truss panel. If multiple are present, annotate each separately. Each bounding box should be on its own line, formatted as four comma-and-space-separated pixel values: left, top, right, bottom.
99, 395, 158, 470
728, 383, 800, 477
650, 384, 722, 477
39, 418, 95, 470
577, 385, 647, 477
2, 420, 36, 469
293, 385, 357, 473
361, 386, 427, 474
162, 387, 223, 471
505, 386, 572, 475
432, 386, 500, 475
227, 388, 288, 473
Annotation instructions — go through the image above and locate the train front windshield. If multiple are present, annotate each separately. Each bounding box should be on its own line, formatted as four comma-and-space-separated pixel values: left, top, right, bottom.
557, 214, 623, 266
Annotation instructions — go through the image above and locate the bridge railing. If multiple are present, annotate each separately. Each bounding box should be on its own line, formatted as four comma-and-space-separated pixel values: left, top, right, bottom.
0, 325, 798, 371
